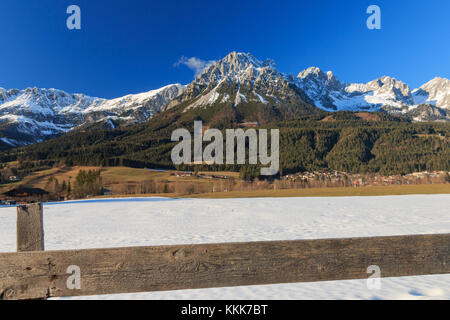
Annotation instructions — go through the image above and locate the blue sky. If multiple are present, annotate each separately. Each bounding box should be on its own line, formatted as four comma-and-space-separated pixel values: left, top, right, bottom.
0, 0, 449, 98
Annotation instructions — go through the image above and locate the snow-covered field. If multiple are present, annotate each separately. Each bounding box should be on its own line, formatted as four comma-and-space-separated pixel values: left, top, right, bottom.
0, 195, 449, 300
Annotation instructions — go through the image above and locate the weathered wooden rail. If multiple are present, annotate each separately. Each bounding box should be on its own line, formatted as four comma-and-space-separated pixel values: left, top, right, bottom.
0, 203, 449, 300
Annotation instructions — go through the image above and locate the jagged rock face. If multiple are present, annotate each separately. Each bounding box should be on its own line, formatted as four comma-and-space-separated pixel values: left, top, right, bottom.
298, 67, 344, 92
296, 67, 347, 110
166, 52, 315, 113
412, 77, 450, 109
297, 69, 414, 110
1, 51, 449, 148
296, 67, 449, 121
0, 87, 102, 123
0, 84, 183, 146
82, 84, 184, 123
406, 104, 449, 122
346, 76, 414, 106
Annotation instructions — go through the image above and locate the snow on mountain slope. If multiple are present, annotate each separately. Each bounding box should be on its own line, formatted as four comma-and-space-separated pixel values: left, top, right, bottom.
172, 52, 448, 121
296, 67, 347, 110
84, 84, 184, 116
412, 77, 450, 109
297, 68, 414, 111
0, 87, 104, 119
345, 76, 414, 108
0, 84, 183, 146
296, 67, 449, 121
166, 52, 315, 116
1, 52, 449, 148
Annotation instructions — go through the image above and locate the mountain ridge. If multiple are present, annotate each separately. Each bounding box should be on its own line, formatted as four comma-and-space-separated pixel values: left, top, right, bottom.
1, 51, 449, 148
0, 84, 184, 147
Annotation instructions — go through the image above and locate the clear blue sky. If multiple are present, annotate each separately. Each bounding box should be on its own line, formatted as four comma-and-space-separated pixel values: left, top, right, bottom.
1, 0, 449, 98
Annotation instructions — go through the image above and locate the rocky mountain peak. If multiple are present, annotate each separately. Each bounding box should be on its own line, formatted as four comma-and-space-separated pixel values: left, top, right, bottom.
298, 67, 343, 90
345, 76, 413, 106
418, 77, 450, 93
298, 67, 325, 79
1, 51, 449, 149
166, 52, 316, 118
412, 77, 450, 109
193, 52, 278, 87
0, 84, 184, 147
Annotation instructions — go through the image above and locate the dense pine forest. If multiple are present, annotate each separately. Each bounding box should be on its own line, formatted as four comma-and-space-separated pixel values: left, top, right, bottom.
0, 111, 449, 179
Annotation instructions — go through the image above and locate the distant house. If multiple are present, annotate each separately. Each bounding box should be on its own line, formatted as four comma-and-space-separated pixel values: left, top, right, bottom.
175, 172, 193, 177
2, 187, 49, 200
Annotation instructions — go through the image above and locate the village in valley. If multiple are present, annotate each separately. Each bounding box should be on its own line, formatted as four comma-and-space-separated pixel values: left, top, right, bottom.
1, 165, 449, 205
280, 170, 450, 187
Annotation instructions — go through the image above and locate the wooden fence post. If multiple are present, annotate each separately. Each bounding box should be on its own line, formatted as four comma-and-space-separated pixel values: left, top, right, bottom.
1, 233, 449, 300
16, 203, 44, 252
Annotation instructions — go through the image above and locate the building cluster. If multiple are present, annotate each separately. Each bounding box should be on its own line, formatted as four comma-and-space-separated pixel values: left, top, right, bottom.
171, 172, 228, 180
283, 171, 352, 182
0, 187, 49, 205
403, 171, 449, 180
282, 171, 450, 187
171, 172, 193, 178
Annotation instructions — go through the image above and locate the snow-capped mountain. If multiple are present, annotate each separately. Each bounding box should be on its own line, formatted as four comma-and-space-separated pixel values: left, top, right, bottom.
82, 84, 184, 122
412, 77, 450, 109
295, 67, 449, 121
297, 68, 411, 111
166, 52, 449, 122
1, 51, 449, 150
295, 67, 348, 111
0, 84, 183, 147
165, 52, 317, 118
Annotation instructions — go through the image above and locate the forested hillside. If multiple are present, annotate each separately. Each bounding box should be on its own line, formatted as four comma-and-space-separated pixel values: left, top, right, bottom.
1, 111, 449, 178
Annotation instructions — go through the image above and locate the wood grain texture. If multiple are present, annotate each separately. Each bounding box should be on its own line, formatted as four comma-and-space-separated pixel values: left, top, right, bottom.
16, 203, 44, 252
1, 233, 449, 300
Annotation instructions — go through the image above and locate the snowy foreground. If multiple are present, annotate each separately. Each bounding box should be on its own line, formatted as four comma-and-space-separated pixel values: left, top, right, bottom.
1, 195, 449, 300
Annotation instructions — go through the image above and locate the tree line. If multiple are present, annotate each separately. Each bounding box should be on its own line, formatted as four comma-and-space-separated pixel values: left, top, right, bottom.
1, 112, 449, 179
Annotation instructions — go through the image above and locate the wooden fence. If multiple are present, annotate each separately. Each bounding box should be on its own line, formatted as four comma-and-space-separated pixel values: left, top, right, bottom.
0, 203, 449, 300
